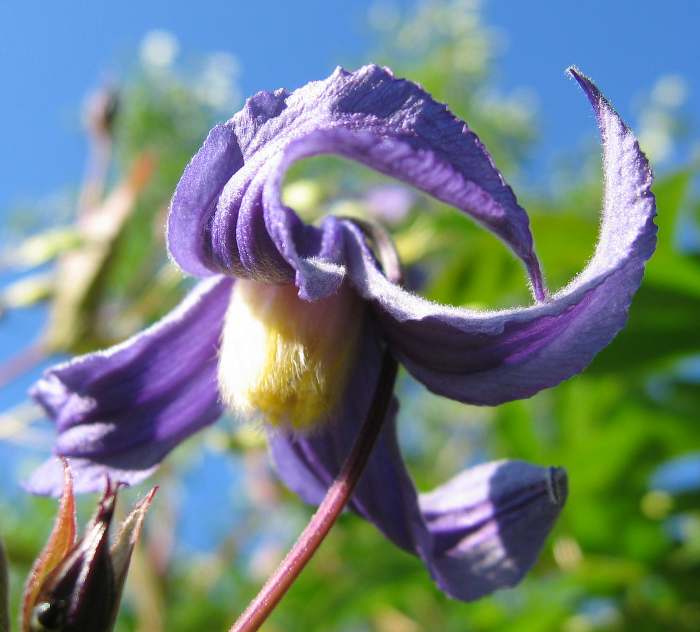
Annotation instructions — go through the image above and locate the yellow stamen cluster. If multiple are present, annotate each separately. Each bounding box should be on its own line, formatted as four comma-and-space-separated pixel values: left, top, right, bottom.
218, 279, 363, 430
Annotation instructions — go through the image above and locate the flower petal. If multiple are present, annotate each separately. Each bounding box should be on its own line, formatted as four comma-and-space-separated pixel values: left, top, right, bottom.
418, 460, 567, 599
26, 455, 157, 497
267, 320, 417, 551
168, 65, 544, 298
168, 124, 245, 278
342, 68, 656, 405
27, 276, 233, 496
268, 321, 566, 600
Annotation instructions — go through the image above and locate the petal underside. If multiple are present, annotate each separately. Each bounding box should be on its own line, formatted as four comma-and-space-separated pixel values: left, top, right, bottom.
341, 68, 656, 405
268, 319, 566, 600
27, 277, 233, 496
168, 65, 543, 299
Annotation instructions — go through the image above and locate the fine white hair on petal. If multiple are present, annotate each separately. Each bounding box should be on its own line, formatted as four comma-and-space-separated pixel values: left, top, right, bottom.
341, 68, 656, 406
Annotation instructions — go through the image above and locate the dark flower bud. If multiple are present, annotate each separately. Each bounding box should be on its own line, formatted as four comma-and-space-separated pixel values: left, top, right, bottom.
23, 460, 156, 632
30, 485, 117, 632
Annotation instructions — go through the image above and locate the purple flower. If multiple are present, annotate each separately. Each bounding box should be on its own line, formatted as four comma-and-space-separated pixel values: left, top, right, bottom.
28, 66, 656, 600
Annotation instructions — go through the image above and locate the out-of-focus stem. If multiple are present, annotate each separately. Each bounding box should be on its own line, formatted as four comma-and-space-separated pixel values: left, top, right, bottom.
79, 87, 119, 216
0, 341, 47, 391
0, 538, 9, 632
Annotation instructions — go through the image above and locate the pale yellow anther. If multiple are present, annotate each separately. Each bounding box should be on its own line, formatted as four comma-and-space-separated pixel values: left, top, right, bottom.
218, 279, 364, 430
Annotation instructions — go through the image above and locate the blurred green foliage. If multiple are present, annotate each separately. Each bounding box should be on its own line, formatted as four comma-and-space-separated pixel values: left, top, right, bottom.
1, 1, 699, 631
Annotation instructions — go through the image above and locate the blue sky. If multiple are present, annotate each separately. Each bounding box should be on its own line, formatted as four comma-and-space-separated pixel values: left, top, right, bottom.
0, 0, 380, 215
485, 0, 700, 175
1, 0, 698, 216
2, 0, 699, 217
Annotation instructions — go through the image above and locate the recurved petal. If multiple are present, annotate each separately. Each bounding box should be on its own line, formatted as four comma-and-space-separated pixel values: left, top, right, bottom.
342, 68, 656, 405
168, 124, 245, 278
168, 65, 543, 299
27, 276, 233, 496
418, 460, 567, 599
268, 321, 565, 600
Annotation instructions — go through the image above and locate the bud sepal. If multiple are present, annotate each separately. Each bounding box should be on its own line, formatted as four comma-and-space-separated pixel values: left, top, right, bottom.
22, 459, 156, 632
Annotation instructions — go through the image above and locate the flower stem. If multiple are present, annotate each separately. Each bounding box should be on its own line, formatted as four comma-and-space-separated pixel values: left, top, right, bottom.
229, 350, 398, 632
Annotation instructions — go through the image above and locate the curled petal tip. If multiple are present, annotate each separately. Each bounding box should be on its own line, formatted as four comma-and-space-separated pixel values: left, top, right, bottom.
526, 255, 548, 303
567, 66, 608, 113
566, 66, 592, 90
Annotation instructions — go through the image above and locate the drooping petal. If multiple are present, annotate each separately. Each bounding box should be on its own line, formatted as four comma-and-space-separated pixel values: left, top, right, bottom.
168, 65, 544, 299
27, 276, 233, 496
418, 460, 566, 599
341, 68, 657, 405
268, 319, 417, 551
27, 454, 156, 497
268, 321, 566, 600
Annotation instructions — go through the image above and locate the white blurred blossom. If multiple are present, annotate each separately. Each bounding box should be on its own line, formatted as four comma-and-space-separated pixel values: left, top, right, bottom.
638, 74, 689, 164
651, 74, 687, 108
196, 52, 241, 110
140, 30, 179, 69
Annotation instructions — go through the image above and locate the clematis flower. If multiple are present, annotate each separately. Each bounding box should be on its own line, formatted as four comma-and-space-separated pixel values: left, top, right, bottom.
27, 65, 656, 600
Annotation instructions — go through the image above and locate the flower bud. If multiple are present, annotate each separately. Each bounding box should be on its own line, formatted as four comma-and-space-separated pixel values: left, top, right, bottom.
22, 460, 156, 632
29, 486, 116, 631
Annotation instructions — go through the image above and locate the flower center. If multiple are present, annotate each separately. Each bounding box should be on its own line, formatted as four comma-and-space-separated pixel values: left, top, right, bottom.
218, 279, 364, 430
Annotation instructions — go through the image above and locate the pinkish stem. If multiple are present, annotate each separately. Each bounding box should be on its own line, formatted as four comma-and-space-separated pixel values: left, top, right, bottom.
229, 350, 398, 632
